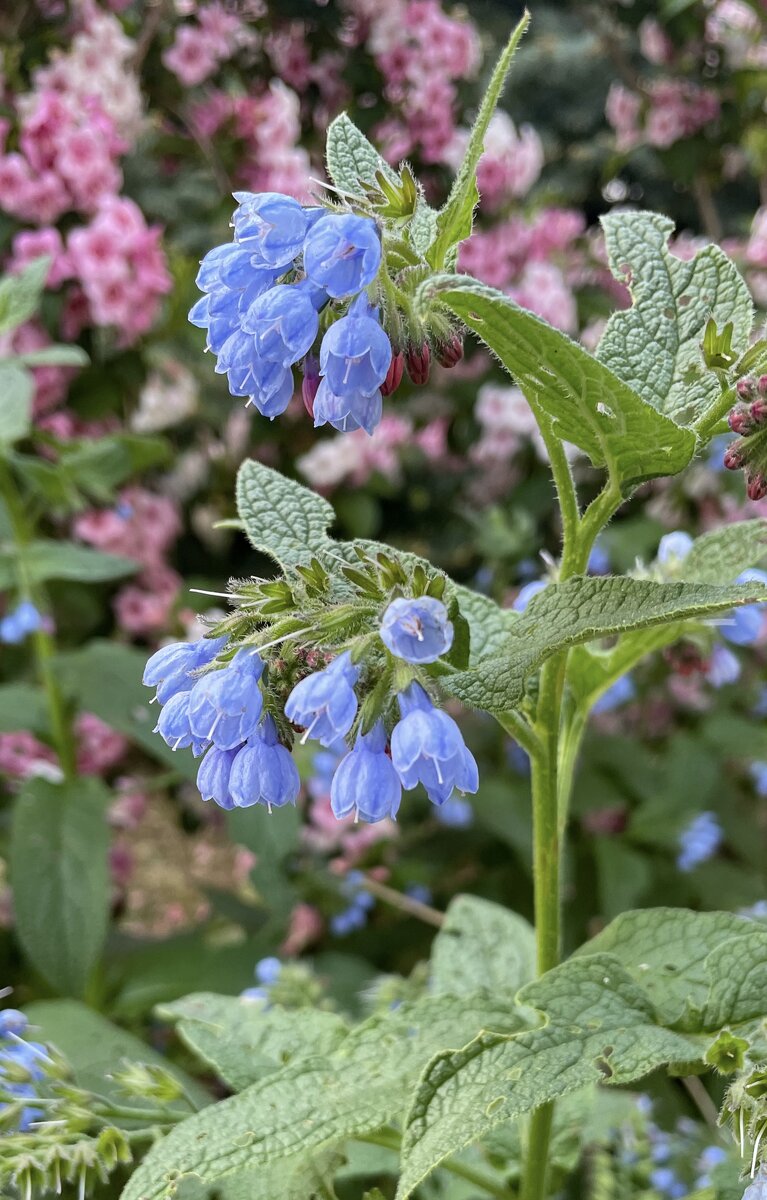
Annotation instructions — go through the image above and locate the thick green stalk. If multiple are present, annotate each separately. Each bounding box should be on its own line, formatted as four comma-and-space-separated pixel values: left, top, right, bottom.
0, 459, 76, 779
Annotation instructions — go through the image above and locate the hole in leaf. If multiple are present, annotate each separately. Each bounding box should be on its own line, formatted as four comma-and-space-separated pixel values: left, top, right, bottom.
679, 294, 691, 307
663, 307, 675, 319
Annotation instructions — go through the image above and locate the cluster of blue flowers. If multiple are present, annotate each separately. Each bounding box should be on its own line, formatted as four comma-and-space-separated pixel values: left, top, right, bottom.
241, 956, 282, 1003
0, 602, 42, 646
676, 811, 723, 872
330, 871, 376, 937
0, 1008, 53, 1132
189, 193, 394, 434
144, 594, 476, 823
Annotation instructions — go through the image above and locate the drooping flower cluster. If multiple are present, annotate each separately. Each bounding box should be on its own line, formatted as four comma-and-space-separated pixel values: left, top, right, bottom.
144, 587, 477, 824
190, 196, 395, 433
724, 376, 767, 501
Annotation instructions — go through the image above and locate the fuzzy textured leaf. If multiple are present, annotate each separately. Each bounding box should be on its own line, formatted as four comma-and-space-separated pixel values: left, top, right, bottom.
443, 575, 767, 714
423, 276, 696, 493
680, 519, 767, 584
157, 994, 348, 1091
121, 993, 527, 1200
396, 955, 703, 1199
0, 364, 33, 444
11, 778, 110, 996
597, 211, 752, 426
451, 587, 519, 664
325, 114, 399, 197
431, 895, 535, 998
236, 459, 337, 568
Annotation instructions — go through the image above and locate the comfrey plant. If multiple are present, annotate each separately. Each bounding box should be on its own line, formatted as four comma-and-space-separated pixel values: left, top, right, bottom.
34, 16, 767, 1200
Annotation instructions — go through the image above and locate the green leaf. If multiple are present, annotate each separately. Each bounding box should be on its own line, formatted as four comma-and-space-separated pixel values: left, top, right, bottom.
24, 999, 210, 1112
0, 682, 48, 734
430, 894, 535, 998
422, 276, 696, 494
426, 13, 529, 269
325, 114, 400, 197
442, 575, 767, 714
13, 344, 89, 368
53, 641, 198, 777
157, 994, 348, 1091
597, 211, 752, 427
0, 258, 49, 335
451, 586, 519, 665
121, 993, 526, 1200
236, 459, 337, 568
0, 540, 136, 588
0, 364, 33, 444
680, 518, 767, 584
395, 956, 703, 1199
10, 777, 110, 996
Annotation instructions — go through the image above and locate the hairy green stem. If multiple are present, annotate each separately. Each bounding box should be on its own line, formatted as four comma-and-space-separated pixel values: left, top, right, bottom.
0, 460, 76, 779
497, 710, 540, 760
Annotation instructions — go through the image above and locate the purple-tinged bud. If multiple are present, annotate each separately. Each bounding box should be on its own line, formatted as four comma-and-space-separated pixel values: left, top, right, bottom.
380, 351, 404, 397
728, 404, 754, 435
752, 398, 767, 426
723, 443, 746, 471
747, 471, 767, 502
435, 333, 464, 369
405, 342, 431, 386
758, 375, 767, 395
736, 376, 755, 400
302, 354, 320, 418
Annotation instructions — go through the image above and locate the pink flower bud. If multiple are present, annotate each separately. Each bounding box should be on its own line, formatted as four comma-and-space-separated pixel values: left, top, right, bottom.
405, 342, 431, 386
737, 376, 755, 400
301, 354, 320, 418
723, 443, 746, 471
728, 404, 753, 435
752, 398, 767, 426
380, 351, 404, 397
435, 333, 464, 369
747, 471, 767, 502
758, 375, 767, 396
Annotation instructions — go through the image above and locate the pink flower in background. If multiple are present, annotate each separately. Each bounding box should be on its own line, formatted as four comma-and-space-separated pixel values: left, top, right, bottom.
163, 25, 221, 86
0, 320, 74, 415
0, 733, 59, 781
510, 261, 577, 332
475, 112, 543, 208
76, 713, 128, 776
605, 82, 642, 151
8, 227, 71, 286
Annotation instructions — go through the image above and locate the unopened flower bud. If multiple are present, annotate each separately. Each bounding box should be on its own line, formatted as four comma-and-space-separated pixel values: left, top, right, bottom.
301, 354, 320, 418
381, 350, 404, 397
435, 333, 464, 369
723, 443, 746, 471
405, 342, 431, 386
747, 471, 767, 501
752, 398, 767, 426
736, 376, 755, 400
728, 404, 753, 435
758, 375, 767, 395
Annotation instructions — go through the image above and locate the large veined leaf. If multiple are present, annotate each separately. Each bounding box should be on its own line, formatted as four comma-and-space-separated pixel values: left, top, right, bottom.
421, 276, 697, 494
430, 894, 535, 998
395, 955, 703, 1199
325, 113, 399, 196
679, 519, 767, 584
120, 993, 527, 1200
11, 777, 110, 996
236, 459, 337, 569
597, 211, 752, 427
157, 994, 348, 1091
442, 575, 767, 714
0, 539, 136, 588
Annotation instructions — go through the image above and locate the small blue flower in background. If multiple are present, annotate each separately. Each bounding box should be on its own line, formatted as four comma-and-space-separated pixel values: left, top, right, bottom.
695, 1145, 728, 1188
285, 651, 359, 746
592, 674, 635, 715
0, 601, 43, 645
255, 956, 282, 985
677, 811, 723, 872
331, 870, 375, 937
307, 741, 347, 800
187, 649, 265, 750
587, 540, 610, 575
507, 741, 531, 776
435, 795, 474, 828
380, 596, 454, 664
649, 1167, 687, 1199
331, 721, 402, 822
657, 530, 694, 566
750, 762, 767, 797
741, 899, 767, 919
707, 434, 730, 472
705, 644, 741, 688
303, 212, 382, 298
405, 884, 433, 905
228, 715, 301, 811
390, 682, 478, 806
513, 580, 547, 613
722, 569, 767, 646
232, 192, 309, 268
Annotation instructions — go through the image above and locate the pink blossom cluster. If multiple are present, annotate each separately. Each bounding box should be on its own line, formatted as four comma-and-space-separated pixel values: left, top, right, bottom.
298, 414, 448, 491
705, 0, 767, 69
0, 713, 127, 783
74, 487, 182, 637
452, 112, 543, 210
0, 89, 125, 224
0, 320, 72, 416
344, 0, 480, 165
163, 3, 249, 88
606, 79, 720, 152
